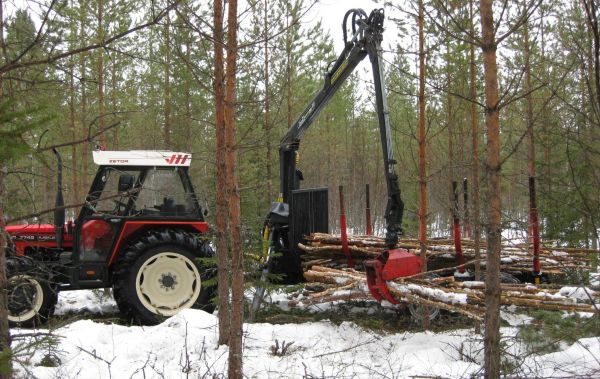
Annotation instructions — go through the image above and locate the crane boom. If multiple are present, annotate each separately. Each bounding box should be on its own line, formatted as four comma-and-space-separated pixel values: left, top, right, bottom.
259, 8, 414, 286
276, 8, 403, 248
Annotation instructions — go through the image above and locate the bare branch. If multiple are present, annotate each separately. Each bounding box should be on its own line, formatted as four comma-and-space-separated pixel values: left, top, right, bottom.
0, 1, 182, 75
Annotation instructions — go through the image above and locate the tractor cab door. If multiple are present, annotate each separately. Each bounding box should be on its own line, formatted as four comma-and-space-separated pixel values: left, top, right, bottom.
72, 167, 142, 286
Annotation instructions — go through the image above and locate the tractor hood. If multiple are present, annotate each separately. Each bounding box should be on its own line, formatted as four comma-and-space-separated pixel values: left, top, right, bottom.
6, 223, 58, 238
6, 223, 74, 255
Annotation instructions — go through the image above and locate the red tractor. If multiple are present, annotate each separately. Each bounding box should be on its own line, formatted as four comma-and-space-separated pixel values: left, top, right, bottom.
5, 149, 216, 326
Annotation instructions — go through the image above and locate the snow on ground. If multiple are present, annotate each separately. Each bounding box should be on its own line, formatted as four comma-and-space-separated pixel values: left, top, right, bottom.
9, 290, 600, 378
54, 289, 118, 316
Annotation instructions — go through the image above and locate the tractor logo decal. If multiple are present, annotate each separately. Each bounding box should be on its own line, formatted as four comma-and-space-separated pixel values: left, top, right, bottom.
165, 154, 189, 165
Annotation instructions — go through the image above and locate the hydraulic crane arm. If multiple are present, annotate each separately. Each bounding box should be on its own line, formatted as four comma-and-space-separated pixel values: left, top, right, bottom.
277, 8, 403, 248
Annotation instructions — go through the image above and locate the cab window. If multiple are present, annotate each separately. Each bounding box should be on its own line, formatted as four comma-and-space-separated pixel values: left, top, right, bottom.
93, 168, 139, 215
135, 168, 196, 215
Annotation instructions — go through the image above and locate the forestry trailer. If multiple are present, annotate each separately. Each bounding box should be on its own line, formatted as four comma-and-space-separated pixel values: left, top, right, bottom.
263, 8, 423, 302
5, 150, 215, 326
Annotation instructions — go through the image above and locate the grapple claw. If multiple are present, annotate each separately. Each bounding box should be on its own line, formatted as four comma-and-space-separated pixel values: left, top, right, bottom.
364, 249, 422, 304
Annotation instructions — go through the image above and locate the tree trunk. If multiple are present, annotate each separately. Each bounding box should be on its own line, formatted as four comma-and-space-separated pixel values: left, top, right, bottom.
225, 0, 243, 376
111, 56, 118, 149
480, 0, 502, 377
523, 13, 540, 279
213, 0, 230, 347
97, 0, 105, 146
0, 4, 12, 374
417, 0, 427, 271
70, 58, 79, 205
163, 13, 172, 148
469, 0, 481, 282
0, 168, 12, 378
264, 0, 272, 202
417, 0, 430, 330
184, 36, 192, 152
285, 4, 292, 129
447, 47, 455, 240
80, 54, 88, 190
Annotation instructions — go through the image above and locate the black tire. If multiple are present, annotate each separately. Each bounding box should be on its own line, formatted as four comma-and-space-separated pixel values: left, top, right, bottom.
408, 273, 441, 322
112, 229, 216, 325
6, 257, 58, 328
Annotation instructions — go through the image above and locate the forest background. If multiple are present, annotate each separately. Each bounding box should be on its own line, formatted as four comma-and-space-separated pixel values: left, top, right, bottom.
2, 0, 598, 250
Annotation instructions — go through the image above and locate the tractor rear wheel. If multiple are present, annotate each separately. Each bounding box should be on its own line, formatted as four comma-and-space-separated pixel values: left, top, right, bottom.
6, 258, 57, 327
112, 229, 215, 325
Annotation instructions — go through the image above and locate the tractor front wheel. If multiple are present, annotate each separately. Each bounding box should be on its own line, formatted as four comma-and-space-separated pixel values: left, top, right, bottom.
7, 272, 57, 328
113, 230, 215, 325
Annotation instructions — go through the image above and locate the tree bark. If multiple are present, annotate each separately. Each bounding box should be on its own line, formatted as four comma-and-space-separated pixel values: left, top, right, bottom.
417, 0, 430, 330
0, 4, 12, 374
469, 0, 481, 282
225, 0, 243, 377
111, 55, 118, 149
523, 12, 540, 278
264, 0, 272, 202
97, 0, 105, 146
80, 3, 89, 190
582, 0, 600, 117
447, 43, 455, 240
69, 58, 79, 204
479, 0, 502, 377
0, 168, 11, 379
213, 0, 230, 347
184, 32, 192, 152
163, 13, 172, 148
417, 0, 427, 271
285, 4, 293, 129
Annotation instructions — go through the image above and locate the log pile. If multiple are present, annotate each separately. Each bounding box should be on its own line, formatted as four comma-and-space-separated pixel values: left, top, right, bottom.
295, 266, 600, 320
299, 233, 596, 275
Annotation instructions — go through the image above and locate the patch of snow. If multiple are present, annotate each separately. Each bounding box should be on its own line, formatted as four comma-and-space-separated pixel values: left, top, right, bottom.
517, 337, 600, 378
15, 311, 484, 379
9, 288, 600, 378
389, 282, 468, 304
55, 289, 118, 316
558, 286, 597, 301
462, 281, 485, 288
453, 270, 472, 278
501, 309, 534, 326
562, 311, 596, 319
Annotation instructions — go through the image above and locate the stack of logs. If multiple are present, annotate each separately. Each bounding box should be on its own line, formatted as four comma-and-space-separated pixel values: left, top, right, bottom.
292, 233, 599, 318
297, 266, 599, 320
299, 233, 596, 275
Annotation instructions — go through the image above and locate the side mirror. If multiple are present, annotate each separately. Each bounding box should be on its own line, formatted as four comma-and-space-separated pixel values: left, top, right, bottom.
118, 174, 135, 192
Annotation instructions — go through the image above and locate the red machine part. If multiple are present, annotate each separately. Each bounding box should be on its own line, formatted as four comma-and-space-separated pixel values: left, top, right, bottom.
81, 220, 113, 251
364, 249, 422, 304
453, 217, 466, 273
6, 223, 74, 255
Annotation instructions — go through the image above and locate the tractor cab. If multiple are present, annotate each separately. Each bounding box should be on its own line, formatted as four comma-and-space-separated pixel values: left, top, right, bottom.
71, 150, 207, 286
82, 150, 203, 219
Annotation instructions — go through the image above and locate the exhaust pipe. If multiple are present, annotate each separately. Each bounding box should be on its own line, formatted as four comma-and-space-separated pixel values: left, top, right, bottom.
52, 148, 65, 249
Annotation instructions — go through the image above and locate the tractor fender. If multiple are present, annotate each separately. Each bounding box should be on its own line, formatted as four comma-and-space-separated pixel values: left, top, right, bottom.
107, 221, 209, 266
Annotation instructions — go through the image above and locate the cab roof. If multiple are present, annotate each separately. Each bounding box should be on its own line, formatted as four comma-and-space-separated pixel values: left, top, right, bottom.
92, 150, 192, 167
